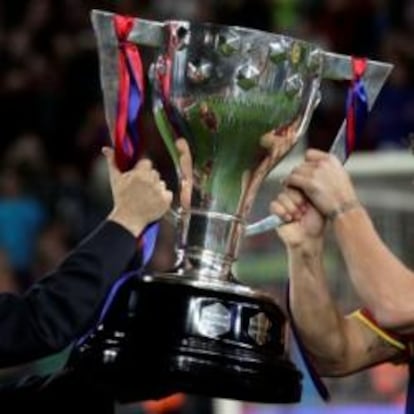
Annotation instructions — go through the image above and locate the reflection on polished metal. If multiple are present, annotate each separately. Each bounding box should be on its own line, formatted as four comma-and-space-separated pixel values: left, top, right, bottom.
187, 59, 213, 84
269, 41, 288, 64
218, 30, 241, 56
67, 9, 393, 405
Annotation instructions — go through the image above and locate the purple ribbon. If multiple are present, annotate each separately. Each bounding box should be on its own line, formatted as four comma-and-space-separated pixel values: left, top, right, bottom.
286, 282, 330, 401
406, 363, 414, 413
76, 19, 159, 345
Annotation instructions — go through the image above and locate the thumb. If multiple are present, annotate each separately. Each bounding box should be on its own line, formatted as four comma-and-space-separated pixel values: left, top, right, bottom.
102, 146, 121, 180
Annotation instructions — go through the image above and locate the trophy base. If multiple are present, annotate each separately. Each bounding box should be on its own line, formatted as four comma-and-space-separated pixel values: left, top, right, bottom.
67, 272, 302, 404
167, 339, 302, 403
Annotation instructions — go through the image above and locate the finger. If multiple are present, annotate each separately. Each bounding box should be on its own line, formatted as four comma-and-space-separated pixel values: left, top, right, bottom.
176, 138, 193, 181
286, 187, 309, 213
299, 203, 309, 214
158, 180, 167, 191
102, 146, 121, 179
164, 189, 174, 206
278, 193, 302, 219
285, 173, 312, 193
176, 138, 190, 155
284, 187, 306, 207
270, 200, 292, 222
305, 148, 329, 162
290, 162, 317, 178
136, 158, 153, 171
180, 178, 192, 210
151, 168, 161, 182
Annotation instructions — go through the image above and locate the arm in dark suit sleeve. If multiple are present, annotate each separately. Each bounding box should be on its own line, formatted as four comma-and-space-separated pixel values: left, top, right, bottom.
0, 220, 138, 368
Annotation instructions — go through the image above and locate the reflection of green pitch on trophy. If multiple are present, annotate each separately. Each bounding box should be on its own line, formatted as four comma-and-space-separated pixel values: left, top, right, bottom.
66, 10, 393, 405
183, 94, 298, 213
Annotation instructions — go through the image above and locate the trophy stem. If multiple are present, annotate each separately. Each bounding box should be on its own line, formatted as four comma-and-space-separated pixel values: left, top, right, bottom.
180, 210, 245, 281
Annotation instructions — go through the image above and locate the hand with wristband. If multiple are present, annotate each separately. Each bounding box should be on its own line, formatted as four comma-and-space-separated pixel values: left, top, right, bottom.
283, 148, 362, 220
270, 148, 413, 400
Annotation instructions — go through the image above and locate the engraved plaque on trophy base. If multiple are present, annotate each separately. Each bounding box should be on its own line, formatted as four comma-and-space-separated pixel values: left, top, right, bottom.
68, 274, 302, 403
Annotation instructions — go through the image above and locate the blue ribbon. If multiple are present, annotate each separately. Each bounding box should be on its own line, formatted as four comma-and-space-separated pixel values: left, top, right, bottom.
286, 282, 330, 401
125, 56, 160, 266
407, 363, 414, 413
345, 75, 369, 158
76, 42, 159, 346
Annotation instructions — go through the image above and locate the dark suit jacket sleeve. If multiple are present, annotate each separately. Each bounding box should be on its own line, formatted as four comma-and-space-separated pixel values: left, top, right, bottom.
0, 220, 138, 368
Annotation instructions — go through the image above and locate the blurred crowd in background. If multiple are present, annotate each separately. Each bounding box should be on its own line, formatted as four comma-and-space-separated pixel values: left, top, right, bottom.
0, 0, 413, 291
0, 0, 413, 411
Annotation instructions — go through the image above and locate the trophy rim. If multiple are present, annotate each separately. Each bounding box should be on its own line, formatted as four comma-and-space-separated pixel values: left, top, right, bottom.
164, 19, 317, 50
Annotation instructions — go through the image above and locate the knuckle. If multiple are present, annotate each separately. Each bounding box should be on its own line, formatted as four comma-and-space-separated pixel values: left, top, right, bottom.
289, 188, 303, 203
278, 193, 289, 205
272, 203, 284, 216
327, 154, 339, 165
270, 201, 278, 210
286, 173, 297, 184
139, 158, 153, 169
311, 181, 321, 194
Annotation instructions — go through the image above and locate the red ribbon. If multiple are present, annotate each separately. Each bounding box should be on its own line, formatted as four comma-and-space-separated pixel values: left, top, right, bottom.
76, 13, 158, 348
345, 57, 368, 156
113, 15, 145, 172
112, 14, 159, 260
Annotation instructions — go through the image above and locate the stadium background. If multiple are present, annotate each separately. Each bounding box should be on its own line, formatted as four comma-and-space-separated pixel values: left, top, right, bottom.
0, 0, 413, 413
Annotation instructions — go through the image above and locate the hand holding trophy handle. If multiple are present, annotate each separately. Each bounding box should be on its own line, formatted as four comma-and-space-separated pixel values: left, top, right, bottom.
245, 52, 393, 237
91, 10, 184, 226
164, 138, 193, 228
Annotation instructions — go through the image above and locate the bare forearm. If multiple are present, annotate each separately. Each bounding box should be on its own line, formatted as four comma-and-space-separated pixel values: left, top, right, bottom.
287, 241, 347, 368
334, 207, 414, 331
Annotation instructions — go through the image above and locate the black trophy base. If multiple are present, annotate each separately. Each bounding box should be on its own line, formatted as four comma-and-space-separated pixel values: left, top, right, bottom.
167, 340, 302, 403
67, 273, 302, 404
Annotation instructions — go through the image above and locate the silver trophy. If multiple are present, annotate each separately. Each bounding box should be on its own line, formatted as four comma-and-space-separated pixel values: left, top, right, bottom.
67, 10, 392, 404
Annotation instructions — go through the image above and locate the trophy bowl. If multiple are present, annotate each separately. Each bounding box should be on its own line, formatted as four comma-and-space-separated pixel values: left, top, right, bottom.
66, 10, 392, 404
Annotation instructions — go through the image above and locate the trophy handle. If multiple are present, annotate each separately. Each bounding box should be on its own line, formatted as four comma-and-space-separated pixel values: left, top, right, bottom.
245, 53, 393, 237
320, 52, 393, 163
